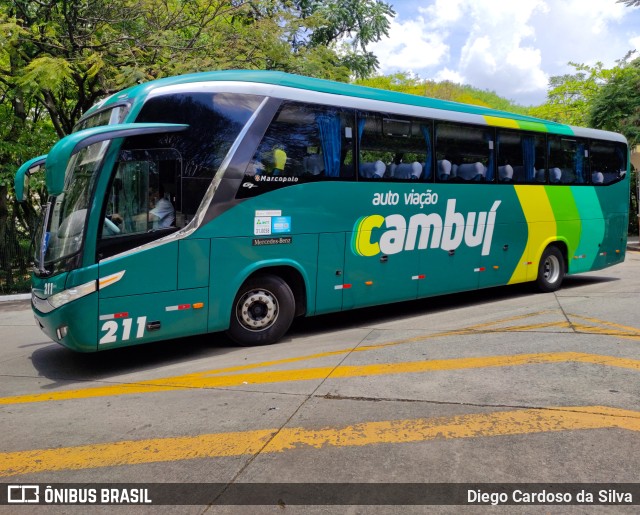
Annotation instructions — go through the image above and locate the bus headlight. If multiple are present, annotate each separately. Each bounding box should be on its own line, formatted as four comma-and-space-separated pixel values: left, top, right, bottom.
48, 280, 97, 309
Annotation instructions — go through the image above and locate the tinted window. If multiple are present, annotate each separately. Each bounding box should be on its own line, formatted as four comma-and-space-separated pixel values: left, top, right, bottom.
238, 101, 355, 198
134, 92, 264, 212
548, 136, 588, 184
435, 123, 494, 182
96, 93, 263, 258
590, 141, 627, 185
358, 113, 433, 181
496, 130, 546, 184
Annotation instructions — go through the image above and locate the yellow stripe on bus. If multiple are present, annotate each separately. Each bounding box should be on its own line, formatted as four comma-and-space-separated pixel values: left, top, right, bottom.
509, 186, 557, 284
483, 115, 520, 129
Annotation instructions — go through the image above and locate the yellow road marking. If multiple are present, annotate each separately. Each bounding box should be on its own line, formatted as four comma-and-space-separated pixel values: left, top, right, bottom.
1, 352, 638, 406
2, 406, 639, 477
1, 311, 637, 406
568, 313, 640, 341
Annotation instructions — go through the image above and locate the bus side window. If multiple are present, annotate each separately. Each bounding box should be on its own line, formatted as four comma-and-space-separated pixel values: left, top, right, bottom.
547, 136, 588, 185
358, 112, 433, 181
435, 122, 494, 183
496, 131, 546, 184
239, 102, 355, 197
590, 141, 627, 185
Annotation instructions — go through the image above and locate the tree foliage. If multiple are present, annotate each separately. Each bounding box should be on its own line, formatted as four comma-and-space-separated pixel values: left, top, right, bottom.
527, 62, 613, 126
589, 57, 640, 147
0, 0, 394, 291
356, 72, 528, 113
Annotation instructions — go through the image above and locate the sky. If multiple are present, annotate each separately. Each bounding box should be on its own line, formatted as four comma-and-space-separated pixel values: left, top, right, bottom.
369, 0, 640, 106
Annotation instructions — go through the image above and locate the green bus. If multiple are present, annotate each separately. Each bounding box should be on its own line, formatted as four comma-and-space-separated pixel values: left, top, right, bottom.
15, 71, 629, 352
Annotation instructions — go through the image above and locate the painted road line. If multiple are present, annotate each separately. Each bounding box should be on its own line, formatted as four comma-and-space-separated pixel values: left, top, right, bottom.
568, 313, 640, 342
2, 406, 639, 477
202, 310, 572, 376
1, 352, 639, 406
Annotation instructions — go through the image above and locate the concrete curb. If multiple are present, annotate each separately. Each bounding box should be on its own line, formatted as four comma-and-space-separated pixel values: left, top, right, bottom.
0, 293, 31, 302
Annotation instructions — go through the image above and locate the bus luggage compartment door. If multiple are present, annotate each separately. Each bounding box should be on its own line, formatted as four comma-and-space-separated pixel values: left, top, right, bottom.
344, 231, 418, 310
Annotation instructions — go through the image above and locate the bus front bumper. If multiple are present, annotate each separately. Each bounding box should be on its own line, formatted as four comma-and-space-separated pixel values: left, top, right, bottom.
32, 291, 99, 352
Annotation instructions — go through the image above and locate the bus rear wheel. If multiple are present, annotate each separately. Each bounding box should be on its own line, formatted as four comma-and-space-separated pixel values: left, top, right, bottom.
536, 245, 565, 292
227, 275, 295, 346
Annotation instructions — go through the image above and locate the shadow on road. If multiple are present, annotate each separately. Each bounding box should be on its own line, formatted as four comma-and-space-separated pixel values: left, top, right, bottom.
28, 274, 618, 385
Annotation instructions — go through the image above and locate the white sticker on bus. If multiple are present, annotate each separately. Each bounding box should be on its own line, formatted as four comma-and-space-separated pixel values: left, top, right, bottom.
99, 316, 147, 345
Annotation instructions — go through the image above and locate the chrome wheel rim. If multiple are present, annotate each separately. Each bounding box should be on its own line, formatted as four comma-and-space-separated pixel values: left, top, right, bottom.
236, 288, 279, 331
543, 254, 561, 284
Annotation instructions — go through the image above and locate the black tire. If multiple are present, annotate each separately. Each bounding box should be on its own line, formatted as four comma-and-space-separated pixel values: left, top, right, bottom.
535, 246, 565, 292
226, 275, 295, 346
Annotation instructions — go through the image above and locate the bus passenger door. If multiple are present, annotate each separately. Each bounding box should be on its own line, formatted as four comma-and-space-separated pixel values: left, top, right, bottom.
315, 233, 345, 315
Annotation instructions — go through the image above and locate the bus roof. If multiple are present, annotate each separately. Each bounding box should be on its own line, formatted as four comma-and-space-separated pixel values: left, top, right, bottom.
84, 70, 626, 143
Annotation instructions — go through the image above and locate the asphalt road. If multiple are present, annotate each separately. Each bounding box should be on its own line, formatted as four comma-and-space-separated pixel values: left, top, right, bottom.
1, 250, 639, 513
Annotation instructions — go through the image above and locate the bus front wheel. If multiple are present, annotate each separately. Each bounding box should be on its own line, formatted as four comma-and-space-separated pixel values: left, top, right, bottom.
227, 275, 295, 346
536, 246, 565, 293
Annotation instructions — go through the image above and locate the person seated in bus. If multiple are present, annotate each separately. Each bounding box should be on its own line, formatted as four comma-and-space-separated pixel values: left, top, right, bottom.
535, 169, 546, 182
272, 146, 287, 175
109, 184, 175, 233
149, 185, 176, 228
252, 145, 288, 176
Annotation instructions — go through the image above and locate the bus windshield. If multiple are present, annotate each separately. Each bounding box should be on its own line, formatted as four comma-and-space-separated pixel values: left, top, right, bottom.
35, 141, 108, 275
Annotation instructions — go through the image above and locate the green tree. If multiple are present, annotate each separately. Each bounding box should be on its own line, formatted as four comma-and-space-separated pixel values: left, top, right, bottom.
356, 72, 528, 113
589, 57, 640, 146
295, 0, 395, 78
0, 0, 395, 291
528, 62, 612, 125
588, 56, 640, 236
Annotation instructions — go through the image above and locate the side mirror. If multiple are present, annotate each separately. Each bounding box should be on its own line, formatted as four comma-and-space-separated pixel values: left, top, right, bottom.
15, 155, 47, 203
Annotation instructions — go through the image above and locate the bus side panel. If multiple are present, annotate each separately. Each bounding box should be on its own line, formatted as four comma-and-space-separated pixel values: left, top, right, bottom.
545, 187, 581, 272
99, 242, 179, 298
97, 288, 208, 350
509, 186, 557, 283
315, 232, 345, 315
178, 239, 210, 290
570, 188, 606, 273
603, 214, 627, 266
595, 181, 629, 267
418, 245, 479, 297
477, 218, 528, 289
208, 235, 318, 333
344, 229, 418, 310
